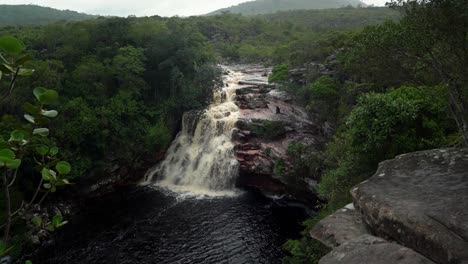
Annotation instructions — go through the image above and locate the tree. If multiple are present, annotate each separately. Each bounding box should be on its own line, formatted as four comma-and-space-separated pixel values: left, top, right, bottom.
0, 36, 70, 256
344, 0, 468, 144
390, 0, 468, 145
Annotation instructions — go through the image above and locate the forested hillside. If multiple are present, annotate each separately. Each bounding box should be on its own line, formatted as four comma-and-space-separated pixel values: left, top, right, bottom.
208, 0, 366, 15
0, 5, 96, 26
196, 7, 399, 63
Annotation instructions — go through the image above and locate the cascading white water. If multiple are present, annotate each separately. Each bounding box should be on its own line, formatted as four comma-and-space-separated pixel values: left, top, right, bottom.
144, 68, 245, 196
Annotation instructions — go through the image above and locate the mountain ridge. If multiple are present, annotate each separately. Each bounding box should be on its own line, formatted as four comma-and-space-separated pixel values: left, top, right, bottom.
0, 4, 96, 26
208, 0, 367, 16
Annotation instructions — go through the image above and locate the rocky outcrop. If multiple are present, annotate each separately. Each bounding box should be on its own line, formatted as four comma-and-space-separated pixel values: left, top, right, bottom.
310, 203, 369, 248
352, 148, 468, 264
288, 49, 345, 85
312, 148, 468, 264
319, 235, 435, 264
229, 67, 327, 201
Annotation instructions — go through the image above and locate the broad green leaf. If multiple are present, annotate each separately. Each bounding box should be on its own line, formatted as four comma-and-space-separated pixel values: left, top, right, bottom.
0, 36, 25, 55
25, 260, 33, 264
31, 215, 42, 227
0, 142, 8, 149
24, 114, 35, 124
51, 186, 57, 193
41, 168, 51, 181
23, 103, 39, 114
0, 63, 14, 74
14, 53, 32, 66
6, 159, 21, 169
49, 169, 57, 181
52, 214, 63, 227
49, 147, 59, 156
10, 130, 25, 141
33, 128, 49, 137
35, 146, 49, 156
56, 178, 72, 186
33, 87, 59, 108
0, 149, 14, 163
0, 53, 8, 64
33, 87, 47, 102
43, 183, 52, 189
56, 161, 71, 175
41, 90, 58, 105
18, 68, 34, 76
41, 110, 58, 118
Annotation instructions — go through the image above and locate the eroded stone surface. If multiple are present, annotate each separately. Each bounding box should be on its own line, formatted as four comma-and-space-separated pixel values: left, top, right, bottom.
352, 148, 468, 264
319, 235, 436, 264
231, 68, 327, 201
311, 204, 369, 247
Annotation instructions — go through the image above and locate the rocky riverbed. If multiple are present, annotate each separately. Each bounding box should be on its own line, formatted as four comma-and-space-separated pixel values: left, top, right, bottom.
221, 65, 326, 204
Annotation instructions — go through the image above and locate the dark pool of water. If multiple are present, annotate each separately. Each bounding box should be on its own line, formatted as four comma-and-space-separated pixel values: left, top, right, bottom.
34, 186, 309, 264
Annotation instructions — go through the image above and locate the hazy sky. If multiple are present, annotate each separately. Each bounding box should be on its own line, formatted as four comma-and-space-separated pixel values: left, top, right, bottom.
0, 0, 389, 17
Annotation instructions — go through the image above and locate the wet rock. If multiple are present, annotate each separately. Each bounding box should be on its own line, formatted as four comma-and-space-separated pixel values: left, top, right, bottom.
0, 256, 12, 264
319, 235, 436, 264
232, 75, 326, 202
352, 148, 468, 264
311, 203, 369, 248
238, 80, 268, 86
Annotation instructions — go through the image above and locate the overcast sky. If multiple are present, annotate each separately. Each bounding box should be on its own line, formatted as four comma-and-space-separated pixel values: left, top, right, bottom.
0, 0, 389, 17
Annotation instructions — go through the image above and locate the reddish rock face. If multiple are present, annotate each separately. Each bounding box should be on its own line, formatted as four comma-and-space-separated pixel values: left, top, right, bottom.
230, 67, 327, 201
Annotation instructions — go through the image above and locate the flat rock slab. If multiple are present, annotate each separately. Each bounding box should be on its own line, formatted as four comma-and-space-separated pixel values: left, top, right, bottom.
311, 203, 369, 247
352, 148, 468, 264
319, 235, 436, 264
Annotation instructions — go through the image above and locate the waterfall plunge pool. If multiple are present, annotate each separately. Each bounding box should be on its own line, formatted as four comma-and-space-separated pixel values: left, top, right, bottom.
33, 186, 309, 264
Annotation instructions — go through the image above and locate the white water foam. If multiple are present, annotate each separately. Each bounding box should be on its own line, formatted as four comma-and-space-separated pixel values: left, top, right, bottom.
143, 67, 250, 197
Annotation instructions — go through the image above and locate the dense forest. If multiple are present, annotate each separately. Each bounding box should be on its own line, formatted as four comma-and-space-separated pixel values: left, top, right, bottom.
208, 0, 366, 15
0, 5, 96, 26
0, 0, 466, 263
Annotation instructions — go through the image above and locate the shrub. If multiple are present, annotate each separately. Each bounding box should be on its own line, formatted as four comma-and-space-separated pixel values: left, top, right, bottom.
269, 64, 289, 83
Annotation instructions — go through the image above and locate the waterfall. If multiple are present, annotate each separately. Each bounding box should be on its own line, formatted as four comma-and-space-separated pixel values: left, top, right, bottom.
144, 68, 244, 196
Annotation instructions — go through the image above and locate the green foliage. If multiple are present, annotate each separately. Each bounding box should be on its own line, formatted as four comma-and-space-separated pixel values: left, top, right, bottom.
0, 17, 220, 181
269, 64, 289, 83
0, 37, 71, 255
319, 86, 455, 210
273, 159, 286, 177
238, 120, 286, 140
307, 76, 340, 122
283, 238, 330, 264
0, 36, 25, 55
283, 214, 331, 264
342, 0, 468, 142
192, 7, 399, 63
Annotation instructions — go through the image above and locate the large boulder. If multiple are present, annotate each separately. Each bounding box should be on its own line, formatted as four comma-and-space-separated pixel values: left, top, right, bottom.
352, 148, 468, 264
319, 235, 436, 264
311, 203, 369, 248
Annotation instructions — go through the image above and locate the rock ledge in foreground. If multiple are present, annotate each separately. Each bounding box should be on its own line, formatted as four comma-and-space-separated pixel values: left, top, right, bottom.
352, 148, 468, 264
310, 203, 369, 248
319, 235, 436, 264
